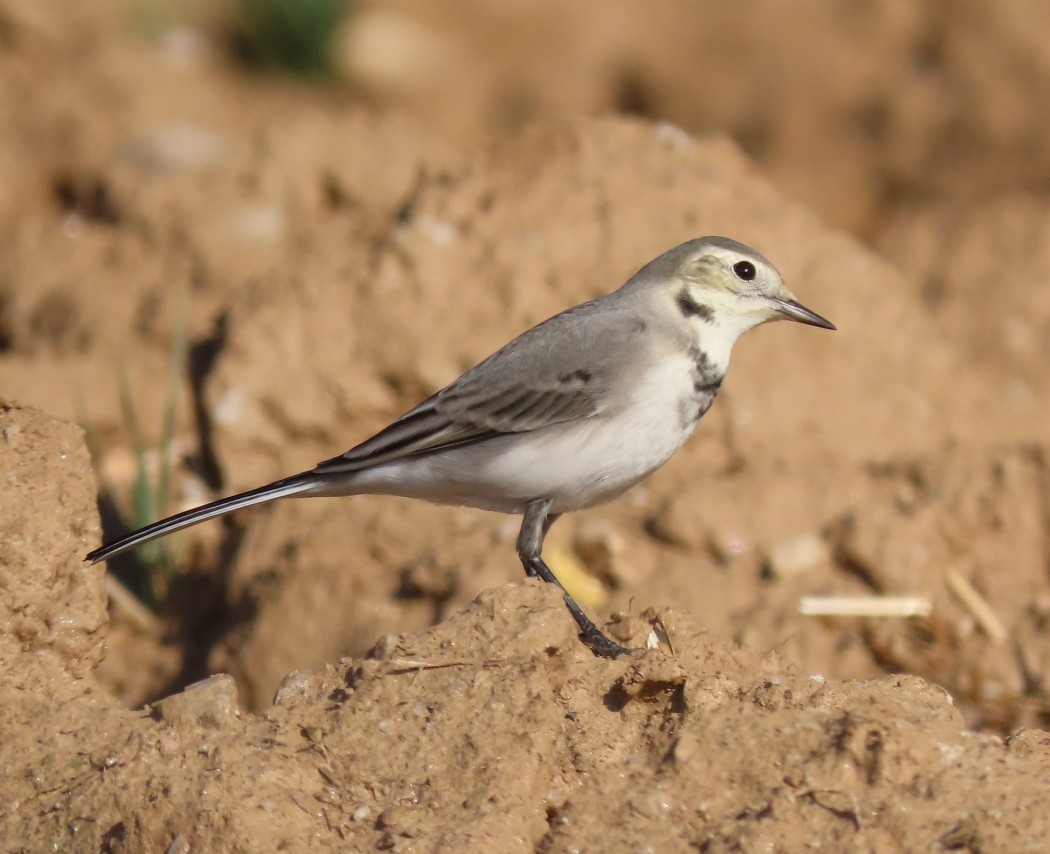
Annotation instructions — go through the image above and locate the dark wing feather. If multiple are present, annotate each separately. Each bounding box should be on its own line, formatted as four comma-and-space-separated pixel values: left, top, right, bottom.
311, 300, 647, 475
310, 399, 492, 474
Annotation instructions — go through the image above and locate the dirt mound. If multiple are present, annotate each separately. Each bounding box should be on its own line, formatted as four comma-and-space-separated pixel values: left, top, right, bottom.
0, 401, 107, 683
3, 401, 1050, 851
193, 118, 979, 708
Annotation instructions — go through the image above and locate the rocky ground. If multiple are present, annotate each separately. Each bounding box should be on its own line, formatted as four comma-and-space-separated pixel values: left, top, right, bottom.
3, 1, 1050, 850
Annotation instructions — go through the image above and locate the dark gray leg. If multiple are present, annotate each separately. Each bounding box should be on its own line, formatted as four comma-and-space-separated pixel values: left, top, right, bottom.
517, 500, 630, 658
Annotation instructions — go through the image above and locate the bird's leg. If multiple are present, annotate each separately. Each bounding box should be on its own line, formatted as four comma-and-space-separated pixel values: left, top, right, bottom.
517, 500, 630, 658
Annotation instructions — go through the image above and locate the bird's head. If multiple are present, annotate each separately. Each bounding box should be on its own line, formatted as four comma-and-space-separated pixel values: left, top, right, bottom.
627, 236, 835, 339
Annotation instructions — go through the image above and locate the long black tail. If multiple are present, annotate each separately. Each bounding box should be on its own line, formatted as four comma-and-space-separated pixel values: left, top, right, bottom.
86, 474, 316, 564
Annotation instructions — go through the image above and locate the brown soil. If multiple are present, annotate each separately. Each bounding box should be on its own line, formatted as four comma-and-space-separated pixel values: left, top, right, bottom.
4, 1, 1050, 850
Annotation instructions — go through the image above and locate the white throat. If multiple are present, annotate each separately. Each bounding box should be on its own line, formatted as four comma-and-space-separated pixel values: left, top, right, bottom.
690, 312, 760, 375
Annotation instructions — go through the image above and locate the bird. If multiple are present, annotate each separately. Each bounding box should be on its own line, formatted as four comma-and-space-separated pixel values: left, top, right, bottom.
87, 236, 835, 657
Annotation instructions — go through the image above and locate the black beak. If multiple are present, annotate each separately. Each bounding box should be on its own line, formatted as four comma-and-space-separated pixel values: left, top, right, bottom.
773, 298, 836, 330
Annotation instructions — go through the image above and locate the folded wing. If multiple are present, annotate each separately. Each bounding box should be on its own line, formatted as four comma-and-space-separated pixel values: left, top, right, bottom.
311, 301, 645, 475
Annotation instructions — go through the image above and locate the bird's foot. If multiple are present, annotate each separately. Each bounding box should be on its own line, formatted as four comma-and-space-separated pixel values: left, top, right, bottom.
579, 624, 632, 659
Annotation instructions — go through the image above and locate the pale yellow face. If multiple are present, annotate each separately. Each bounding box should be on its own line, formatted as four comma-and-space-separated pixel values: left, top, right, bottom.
674, 241, 833, 333
686, 241, 788, 296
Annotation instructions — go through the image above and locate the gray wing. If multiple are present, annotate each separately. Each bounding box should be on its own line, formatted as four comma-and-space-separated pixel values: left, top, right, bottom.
311, 299, 648, 475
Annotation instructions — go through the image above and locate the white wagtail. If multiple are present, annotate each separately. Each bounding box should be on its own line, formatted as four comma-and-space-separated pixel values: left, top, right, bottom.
88, 237, 834, 657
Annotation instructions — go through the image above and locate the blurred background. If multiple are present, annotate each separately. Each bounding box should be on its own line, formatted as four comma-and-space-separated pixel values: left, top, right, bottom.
3, 0, 1050, 730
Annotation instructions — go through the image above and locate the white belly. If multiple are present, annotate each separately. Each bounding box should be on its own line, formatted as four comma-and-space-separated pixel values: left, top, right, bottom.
344, 352, 707, 515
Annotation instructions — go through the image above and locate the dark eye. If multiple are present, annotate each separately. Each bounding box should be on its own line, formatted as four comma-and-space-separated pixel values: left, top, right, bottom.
733, 260, 757, 281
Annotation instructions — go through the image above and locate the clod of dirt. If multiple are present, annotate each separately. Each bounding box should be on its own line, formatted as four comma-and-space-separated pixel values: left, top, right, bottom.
0, 399, 107, 683
152, 674, 241, 730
